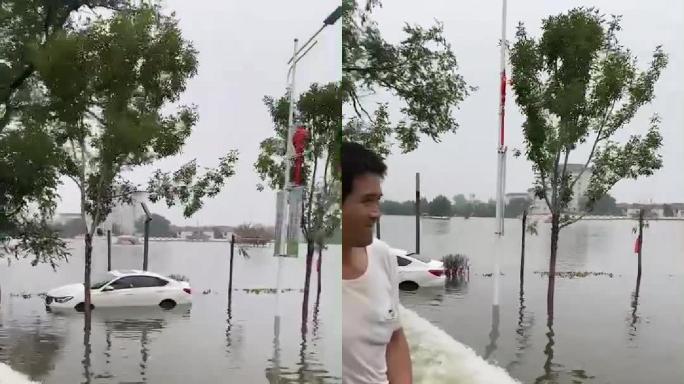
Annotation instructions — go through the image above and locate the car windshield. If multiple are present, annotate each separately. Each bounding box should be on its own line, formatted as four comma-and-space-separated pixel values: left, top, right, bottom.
91, 272, 116, 289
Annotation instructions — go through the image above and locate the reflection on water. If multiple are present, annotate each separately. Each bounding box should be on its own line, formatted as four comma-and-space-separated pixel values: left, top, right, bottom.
627, 281, 641, 342
0, 316, 63, 381
506, 288, 534, 372
388, 216, 684, 384
483, 305, 500, 360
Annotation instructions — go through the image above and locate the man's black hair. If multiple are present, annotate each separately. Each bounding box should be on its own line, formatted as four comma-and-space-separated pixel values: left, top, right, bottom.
341, 141, 387, 203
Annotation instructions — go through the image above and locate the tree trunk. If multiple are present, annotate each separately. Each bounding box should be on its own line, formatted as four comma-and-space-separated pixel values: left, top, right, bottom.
547, 213, 560, 321
520, 209, 527, 292
301, 240, 315, 333
82, 324, 92, 383
84, 233, 93, 327
316, 245, 323, 301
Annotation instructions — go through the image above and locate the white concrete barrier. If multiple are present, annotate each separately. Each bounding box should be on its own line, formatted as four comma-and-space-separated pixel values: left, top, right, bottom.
401, 306, 521, 384
0, 363, 40, 384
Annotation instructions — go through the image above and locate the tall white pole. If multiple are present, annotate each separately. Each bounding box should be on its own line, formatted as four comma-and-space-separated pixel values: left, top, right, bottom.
494, 0, 508, 307
275, 38, 299, 318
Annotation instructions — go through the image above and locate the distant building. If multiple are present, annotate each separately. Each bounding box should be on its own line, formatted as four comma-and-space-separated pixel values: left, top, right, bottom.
505, 192, 529, 205
526, 164, 591, 215
53, 212, 82, 226
564, 164, 592, 213
672, 203, 684, 218
527, 188, 550, 216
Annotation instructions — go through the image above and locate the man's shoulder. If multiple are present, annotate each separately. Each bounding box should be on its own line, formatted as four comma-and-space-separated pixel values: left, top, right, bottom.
368, 238, 391, 254
368, 238, 396, 270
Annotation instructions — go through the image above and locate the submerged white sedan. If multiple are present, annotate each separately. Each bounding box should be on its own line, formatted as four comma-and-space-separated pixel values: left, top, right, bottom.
45, 270, 192, 312
390, 248, 446, 290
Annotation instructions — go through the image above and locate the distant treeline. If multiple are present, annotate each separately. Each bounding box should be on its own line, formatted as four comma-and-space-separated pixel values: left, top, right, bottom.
380, 194, 528, 218
380, 193, 626, 218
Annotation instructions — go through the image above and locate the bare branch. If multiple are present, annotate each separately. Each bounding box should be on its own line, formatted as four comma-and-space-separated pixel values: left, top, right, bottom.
560, 213, 589, 229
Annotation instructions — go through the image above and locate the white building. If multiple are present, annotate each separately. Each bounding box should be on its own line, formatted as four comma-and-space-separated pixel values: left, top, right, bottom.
525, 164, 591, 215
505, 192, 529, 205
53, 212, 82, 226
527, 188, 550, 216
564, 164, 592, 213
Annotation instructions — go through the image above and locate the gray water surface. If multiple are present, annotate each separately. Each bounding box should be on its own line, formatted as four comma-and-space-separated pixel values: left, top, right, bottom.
0, 240, 341, 383
383, 216, 683, 384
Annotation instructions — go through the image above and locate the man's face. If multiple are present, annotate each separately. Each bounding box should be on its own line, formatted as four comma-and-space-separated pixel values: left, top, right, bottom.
342, 173, 383, 248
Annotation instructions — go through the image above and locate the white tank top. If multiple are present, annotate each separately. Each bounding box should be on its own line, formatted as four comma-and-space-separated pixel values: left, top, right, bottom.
343, 239, 401, 384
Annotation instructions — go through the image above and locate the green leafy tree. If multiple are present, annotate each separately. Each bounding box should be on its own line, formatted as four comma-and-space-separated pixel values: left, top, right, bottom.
452, 194, 475, 217
662, 204, 674, 218
380, 200, 407, 215
255, 82, 341, 327
342, 0, 473, 154
0, 0, 130, 266
510, 8, 667, 318
135, 214, 174, 237
505, 198, 531, 219
212, 227, 225, 239
427, 195, 452, 217
587, 194, 621, 215
25, 4, 239, 321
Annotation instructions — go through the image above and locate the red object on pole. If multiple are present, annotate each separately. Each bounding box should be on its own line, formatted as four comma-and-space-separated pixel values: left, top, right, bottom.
634, 235, 642, 254
499, 71, 507, 146
292, 125, 309, 185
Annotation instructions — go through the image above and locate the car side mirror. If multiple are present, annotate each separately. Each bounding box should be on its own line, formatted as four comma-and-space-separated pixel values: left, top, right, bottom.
102, 286, 114, 292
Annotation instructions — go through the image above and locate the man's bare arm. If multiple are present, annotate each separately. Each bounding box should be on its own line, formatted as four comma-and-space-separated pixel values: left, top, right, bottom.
386, 327, 412, 384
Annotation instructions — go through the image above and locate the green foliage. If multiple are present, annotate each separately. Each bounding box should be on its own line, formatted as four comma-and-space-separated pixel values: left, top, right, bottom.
442, 254, 468, 271
233, 223, 274, 241
506, 198, 530, 219
342, 0, 472, 154
379, 198, 428, 215
134, 213, 174, 237
255, 83, 341, 246
2, 2, 238, 265
510, 7, 667, 229
427, 195, 452, 217
586, 193, 622, 215
663, 204, 674, 218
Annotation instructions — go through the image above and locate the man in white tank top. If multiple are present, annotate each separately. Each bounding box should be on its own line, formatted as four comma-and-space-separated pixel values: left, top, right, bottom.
341, 142, 412, 384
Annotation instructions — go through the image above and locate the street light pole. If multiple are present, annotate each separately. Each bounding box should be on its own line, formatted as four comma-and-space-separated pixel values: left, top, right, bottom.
274, 6, 342, 321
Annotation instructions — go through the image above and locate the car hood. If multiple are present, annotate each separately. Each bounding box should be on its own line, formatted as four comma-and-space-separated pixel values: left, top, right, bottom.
47, 283, 84, 298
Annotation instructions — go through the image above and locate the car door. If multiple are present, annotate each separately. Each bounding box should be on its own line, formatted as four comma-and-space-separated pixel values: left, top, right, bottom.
396, 255, 414, 282
97, 276, 138, 307
131, 276, 170, 306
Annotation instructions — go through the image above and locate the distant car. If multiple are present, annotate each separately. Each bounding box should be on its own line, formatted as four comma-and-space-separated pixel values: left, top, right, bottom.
390, 248, 445, 290
45, 270, 192, 313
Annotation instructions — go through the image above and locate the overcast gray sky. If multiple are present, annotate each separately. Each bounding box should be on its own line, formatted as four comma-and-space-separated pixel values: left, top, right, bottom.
56, 0, 341, 226
56, 0, 683, 226
372, 0, 684, 205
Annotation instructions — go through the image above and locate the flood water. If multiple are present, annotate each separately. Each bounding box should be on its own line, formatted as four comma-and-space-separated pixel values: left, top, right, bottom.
0, 239, 341, 383
382, 216, 684, 384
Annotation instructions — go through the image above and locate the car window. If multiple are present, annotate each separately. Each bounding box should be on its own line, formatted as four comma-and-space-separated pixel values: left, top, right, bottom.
131, 276, 170, 288
397, 256, 412, 267
109, 276, 136, 290
92, 272, 116, 289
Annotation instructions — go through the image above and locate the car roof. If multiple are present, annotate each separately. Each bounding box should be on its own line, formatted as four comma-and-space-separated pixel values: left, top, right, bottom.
110, 270, 167, 279
389, 248, 439, 264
